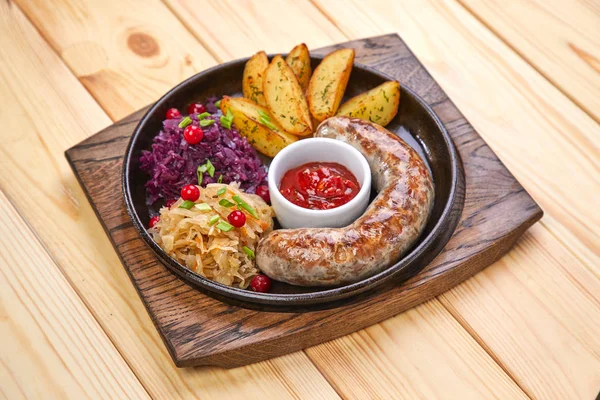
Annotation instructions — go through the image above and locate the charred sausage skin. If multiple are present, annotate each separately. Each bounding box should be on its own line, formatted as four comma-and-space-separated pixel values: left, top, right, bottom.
256, 117, 434, 286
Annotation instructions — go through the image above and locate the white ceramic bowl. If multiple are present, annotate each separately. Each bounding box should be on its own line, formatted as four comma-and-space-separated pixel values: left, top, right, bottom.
268, 138, 372, 229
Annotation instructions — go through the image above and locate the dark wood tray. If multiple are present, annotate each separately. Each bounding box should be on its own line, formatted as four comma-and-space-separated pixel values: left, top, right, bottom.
66, 34, 542, 368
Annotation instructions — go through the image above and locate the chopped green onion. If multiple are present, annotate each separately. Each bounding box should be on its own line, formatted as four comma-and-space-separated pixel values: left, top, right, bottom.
216, 186, 227, 196
178, 200, 195, 209
209, 215, 220, 225
198, 112, 211, 120
214, 99, 221, 108
260, 116, 278, 130
216, 221, 234, 232
238, 203, 258, 218
220, 109, 234, 129
199, 119, 215, 127
219, 199, 235, 208
257, 109, 270, 120
205, 159, 215, 177
178, 116, 192, 128
197, 164, 206, 185
194, 203, 211, 211
217, 174, 223, 183
196, 159, 215, 185
242, 246, 255, 259
257, 110, 277, 129
232, 194, 258, 218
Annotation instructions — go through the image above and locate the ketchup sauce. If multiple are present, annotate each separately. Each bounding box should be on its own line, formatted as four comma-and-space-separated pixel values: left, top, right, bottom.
279, 162, 360, 210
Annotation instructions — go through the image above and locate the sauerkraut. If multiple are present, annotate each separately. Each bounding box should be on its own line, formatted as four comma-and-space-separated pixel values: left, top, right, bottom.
149, 183, 273, 288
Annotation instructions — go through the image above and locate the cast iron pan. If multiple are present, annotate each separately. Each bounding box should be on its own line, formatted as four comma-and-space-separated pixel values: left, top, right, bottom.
123, 55, 465, 307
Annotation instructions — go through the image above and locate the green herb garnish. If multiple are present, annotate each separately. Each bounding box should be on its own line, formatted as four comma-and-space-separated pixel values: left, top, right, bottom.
178, 116, 192, 128
198, 112, 211, 120
199, 119, 215, 127
242, 246, 255, 259
197, 159, 215, 184
218, 199, 235, 208
214, 99, 221, 108
216, 186, 227, 196
257, 109, 270, 120
216, 221, 234, 232
205, 159, 215, 177
178, 200, 195, 209
220, 109, 234, 129
194, 203, 211, 211
232, 194, 258, 218
197, 164, 206, 185
209, 215, 220, 225
238, 203, 258, 218
217, 174, 223, 183
260, 117, 277, 130
258, 110, 278, 130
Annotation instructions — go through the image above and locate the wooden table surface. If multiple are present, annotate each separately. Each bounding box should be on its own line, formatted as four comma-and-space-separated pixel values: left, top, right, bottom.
1, 0, 598, 399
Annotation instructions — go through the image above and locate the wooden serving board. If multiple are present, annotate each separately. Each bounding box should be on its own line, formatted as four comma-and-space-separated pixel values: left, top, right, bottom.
66, 34, 542, 368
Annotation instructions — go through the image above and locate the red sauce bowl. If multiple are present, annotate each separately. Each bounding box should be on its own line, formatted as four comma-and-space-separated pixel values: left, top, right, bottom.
267, 138, 372, 229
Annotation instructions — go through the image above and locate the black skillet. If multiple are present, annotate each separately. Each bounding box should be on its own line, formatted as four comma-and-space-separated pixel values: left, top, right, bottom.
123, 55, 465, 306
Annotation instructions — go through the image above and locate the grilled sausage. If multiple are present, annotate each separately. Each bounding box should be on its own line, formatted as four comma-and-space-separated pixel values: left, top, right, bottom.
256, 117, 434, 286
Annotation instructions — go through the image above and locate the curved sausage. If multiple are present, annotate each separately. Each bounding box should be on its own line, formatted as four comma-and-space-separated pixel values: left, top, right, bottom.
256, 116, 434, 286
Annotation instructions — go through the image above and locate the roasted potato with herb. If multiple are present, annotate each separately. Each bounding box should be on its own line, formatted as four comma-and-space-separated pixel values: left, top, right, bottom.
285, 43, 312, 91
220, 96, 298, 157
337, 81, 401, 127
242, 51, 269, 106
307, 48, 354, 123
263, 55, 313, 136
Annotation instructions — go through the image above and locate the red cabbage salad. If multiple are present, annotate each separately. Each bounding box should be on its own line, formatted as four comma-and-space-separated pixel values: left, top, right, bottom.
140, 99, 267, 206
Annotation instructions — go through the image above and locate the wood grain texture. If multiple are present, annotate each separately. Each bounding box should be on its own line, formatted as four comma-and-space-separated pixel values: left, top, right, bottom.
0, 2, 340, 399
459, 0, 600, 123
165, 0, 346, 62
14, 0, 217, 121
0, 191, 150, 400
312, 0, 600, 398
442, 223, 600, 399
306, 299, 527, 399
66, 34, 542, 367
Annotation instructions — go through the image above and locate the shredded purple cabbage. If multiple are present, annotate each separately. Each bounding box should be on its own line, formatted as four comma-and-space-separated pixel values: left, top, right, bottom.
140, 108, 267, 205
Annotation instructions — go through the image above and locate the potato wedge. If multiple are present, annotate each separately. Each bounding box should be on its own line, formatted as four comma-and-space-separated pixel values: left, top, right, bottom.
220, 96, 298, 157
337, 81, 401, 127
263, 55, 313, 136
307, 48, 354, 123
285, 43, 312, 91
242, 51, 269, 106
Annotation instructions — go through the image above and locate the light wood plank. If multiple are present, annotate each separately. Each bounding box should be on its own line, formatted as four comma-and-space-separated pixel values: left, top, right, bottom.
0, 3, 340, 399
459, 0, 600, 123
307, 299, 528, 400
14, 0, 217, 121
312, 0, 600, 398
442, 224, 600, 399
0, 191, 150, 400
165, 0, 346, 61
